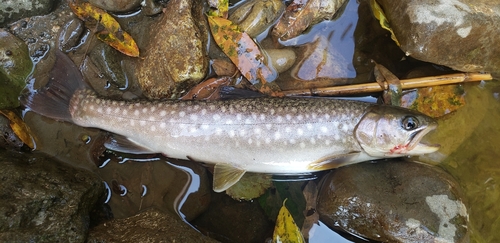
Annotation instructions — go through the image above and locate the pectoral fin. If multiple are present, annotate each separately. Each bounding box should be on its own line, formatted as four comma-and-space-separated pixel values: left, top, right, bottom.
104, 134, 156, 154
213, 163, 246, 192
307, 151, 361, 171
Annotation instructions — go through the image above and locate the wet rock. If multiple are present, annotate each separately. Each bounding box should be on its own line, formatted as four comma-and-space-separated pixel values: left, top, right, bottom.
0, 149, 104, 242
0, 115, 25, 150
229, 0, 284, 38
87, 207, 219, 243
89, 0, 142, 12
98, 157, 211, 221
272, 0, 347, 41
0, 0, 56, 27
317, 160, 469, 243
192, 192, 272, 243
58, 18, 85, 53
378, 0, 500, 77
137, 0, 208, 99
290, 37, 352, 83
0, 29, 33, 109
89, 43, 128, 89
266, 48, 296, 74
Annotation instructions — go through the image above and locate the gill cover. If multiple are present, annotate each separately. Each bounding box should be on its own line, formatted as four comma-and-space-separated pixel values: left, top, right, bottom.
354, 105, 439, 157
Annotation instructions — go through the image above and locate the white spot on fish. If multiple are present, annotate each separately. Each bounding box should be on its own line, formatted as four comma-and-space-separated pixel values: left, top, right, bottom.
221, 106, 227, 112
89, 105, 95, 111
276, 116, 283, 123
254, 128, 262, 135
160, 122, 166, 129
306, 124, 313, 130
324, 114, 330, 120
213, 114, 221, 121
236, 114, 242, 121
321, 126, 328, 133
160, 110, 167, 117
274, 132, 281, 140
201, 109, 207, 115
201, 124, 209, 130
239, 129, 246, 136
291, 107, 297, 113
142, 108, 148, 113
342, 125, 349, 132
266, 124, 272, 130
190, 114, 198, 121
209, 105, 216, 111
113, 107, 120, 114
204, 136, 210, 141
193, 105, 200, 111
260, 114, 265, 121
325, 140, 331, 145
229, 130, 236, 138
245, 118, 252, 124
179, 111, 186, 117
150, 106, 156, 112
189, 127, 197, 133
134, 110, 140, 116
225, 120, 233, 125
97, 107, 103, 113
248, 138, 253, 144
215, 128, 223, 135
334, 134, 340, 141
285, 127, 292, 133
300, 142, 306, 148
265, 137, 271, 144
297, 115, 303, 121
270, 109, 275, 115
311, 113, 317, 119
140, 121, 146, 126
286, 114, 292, 120
290, 139, 296, 144
130, 120, 135, 126
151, 126, 156, 132
310, 138, 316, 144
297, 128, 304, 136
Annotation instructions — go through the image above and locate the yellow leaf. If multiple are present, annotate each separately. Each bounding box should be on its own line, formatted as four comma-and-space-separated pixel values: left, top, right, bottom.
207, 16, 282, 96
0, 110, 35, 149
207, 0, 229, 18
370, 0, 400, 46
273, 198, 305, 243
401, 84, 466, 118
69, 1, 140, 57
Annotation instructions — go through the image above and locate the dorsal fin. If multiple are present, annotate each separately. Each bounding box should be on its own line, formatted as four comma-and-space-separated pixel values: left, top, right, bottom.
212, 163, 246, 192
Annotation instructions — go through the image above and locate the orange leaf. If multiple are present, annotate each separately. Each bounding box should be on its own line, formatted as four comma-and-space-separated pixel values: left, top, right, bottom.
0, 110, 35, 149
207, 16, 282, 96
69, 1, 139, 57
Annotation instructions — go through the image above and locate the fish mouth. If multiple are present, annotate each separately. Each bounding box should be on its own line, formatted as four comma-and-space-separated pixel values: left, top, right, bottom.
406, 123, 440, 154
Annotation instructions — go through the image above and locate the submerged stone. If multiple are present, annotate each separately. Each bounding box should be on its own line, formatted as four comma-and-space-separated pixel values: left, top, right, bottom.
0, 0, 56, 27
317, 159, 469, 243
136, 0, 208, 99
87, 208, 218, 243
0, 149, 103, 242
378, 0, 500, 77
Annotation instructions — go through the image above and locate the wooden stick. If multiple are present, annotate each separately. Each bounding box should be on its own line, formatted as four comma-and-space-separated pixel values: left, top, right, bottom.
281, 72, 493, 96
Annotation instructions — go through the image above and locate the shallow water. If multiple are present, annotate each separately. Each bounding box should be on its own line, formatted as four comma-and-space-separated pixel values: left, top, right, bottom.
13, 0, 500, 242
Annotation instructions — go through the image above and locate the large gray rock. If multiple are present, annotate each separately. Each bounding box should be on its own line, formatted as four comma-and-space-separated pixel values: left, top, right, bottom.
0, 149, 103, 242
378, 0, 500, 77
317, 159, 469, 243
87, 208, 219, 243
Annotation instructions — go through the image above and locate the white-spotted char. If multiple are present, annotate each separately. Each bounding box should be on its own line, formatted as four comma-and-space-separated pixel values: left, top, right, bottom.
22, 52, 439, 192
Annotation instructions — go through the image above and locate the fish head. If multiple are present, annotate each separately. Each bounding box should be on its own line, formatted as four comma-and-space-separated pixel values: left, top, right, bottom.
354, 105, 439, 158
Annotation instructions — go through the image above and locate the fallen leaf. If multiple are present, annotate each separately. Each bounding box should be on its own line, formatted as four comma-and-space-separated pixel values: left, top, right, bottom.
401, 84, 465, 118
273, 198, 305, 243
0, 110, 35, 149
225, 173, 273, 201
180, 77, 233, 100
207, 16, 282, 96
207, 0, 229, 18
69, 1, 140, 57
370, 0, 400, 46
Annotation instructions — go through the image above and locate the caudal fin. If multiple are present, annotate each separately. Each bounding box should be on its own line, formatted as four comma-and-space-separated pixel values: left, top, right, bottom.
20, 51, 86, 122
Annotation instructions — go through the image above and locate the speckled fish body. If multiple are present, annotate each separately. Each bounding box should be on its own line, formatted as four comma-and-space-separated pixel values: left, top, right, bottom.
71, 91, 374, 173
22, 52, 439, 192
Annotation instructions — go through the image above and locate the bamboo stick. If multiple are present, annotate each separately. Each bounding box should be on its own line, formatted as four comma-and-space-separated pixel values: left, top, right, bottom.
281, 72, 493, 97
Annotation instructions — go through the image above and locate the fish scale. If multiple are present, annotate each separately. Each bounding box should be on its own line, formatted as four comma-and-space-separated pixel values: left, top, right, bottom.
22, 51, 439, 192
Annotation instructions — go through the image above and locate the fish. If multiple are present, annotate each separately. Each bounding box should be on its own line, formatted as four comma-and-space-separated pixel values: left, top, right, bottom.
21, 52, 439, 192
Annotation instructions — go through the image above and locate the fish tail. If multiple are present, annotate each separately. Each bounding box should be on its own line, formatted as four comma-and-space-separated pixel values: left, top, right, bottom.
20, 51, 87, 122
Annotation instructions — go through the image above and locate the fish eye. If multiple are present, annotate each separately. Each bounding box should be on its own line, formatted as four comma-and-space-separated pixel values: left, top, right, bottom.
402, 116, 419, 130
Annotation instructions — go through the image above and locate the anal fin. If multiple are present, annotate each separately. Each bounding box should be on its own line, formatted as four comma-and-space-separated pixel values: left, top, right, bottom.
213, 163, 246, 192
104, 134, 156, 154
307, 151, 361, 171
